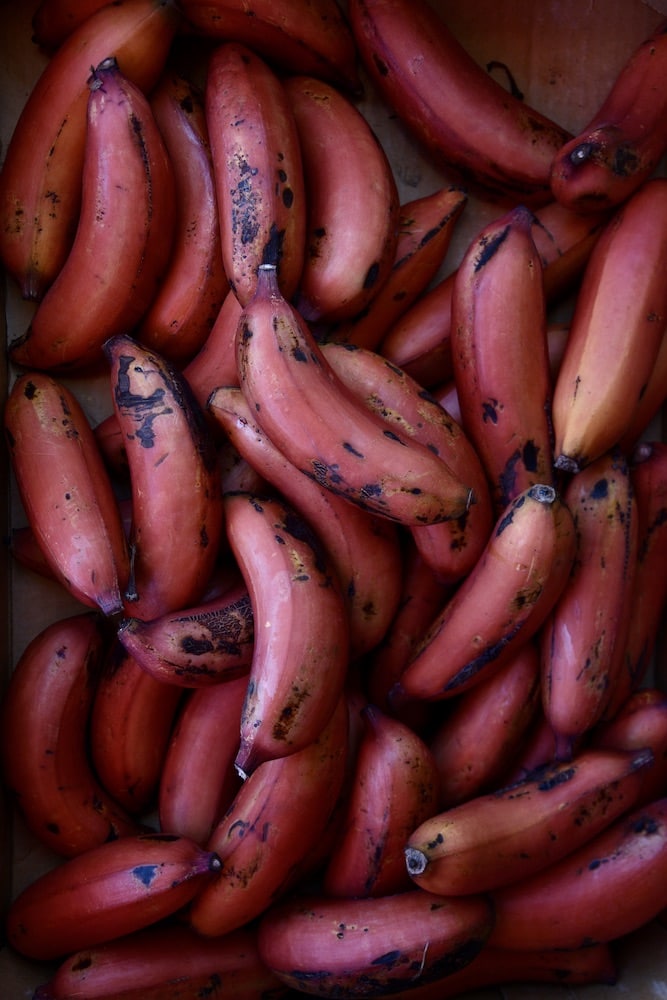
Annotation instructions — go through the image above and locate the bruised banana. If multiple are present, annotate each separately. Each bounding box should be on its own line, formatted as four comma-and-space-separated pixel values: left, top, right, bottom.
236, 263, 473, 527
0, 613, 140, 858
223, 491, 349, 775
0, 0, 178, 301
205, 41, 306, 307
404, 746, 653, 896
9, 56, 175, 372
6, 833, 221, 961
4, 372, 130, 616
105, 334, 225, 621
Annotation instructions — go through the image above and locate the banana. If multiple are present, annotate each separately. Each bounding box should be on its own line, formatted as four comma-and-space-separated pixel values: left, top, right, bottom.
5, 832, 221, 961
488, 796, 667, 951
88, 642, 183, 816
33, 922, 289, 1000
593, 688, 667, 805
540, 448, 639, 760
618, 330, 667, 453
550, 19, 667, 212
222, 491, 349, 775
325, 186, 467, 351
205, 42, 306, 308
4, 371, 131, 616
391, 483, 576, 705
429, 640, 541, 808
158, 675, 247, 844
31, 0, 116, 50
0, 613, 141, 858
208, 385, 403, 660
176, 0, 361, 96
404, 746, 654, 897
284, 74, 401, 325
322, 704, 440, 898
8, 523, 56, 580
320, 339, 494, 584
0, 0, 179, 302
8, 56, 175, 372
256, 887, 494, 997
451, 203, 554, 513
105, 333, 225, 622
236, 263, 474, 527
117, 576, 254, 687
551, 177, 667, 474
348, 0, 571, 205
182, 288, 243, 408
136, 70, 229, 366
188, 694, 349, 938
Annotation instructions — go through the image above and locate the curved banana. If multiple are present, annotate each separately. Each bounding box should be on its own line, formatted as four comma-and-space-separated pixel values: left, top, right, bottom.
188, 695, 349, 938
488, 797, 667, 951
9, 56, 175, 372
451, 203, 554, 513
182, 288, 243, 407
6, 832, 221, 961
618, 331, 667, 453
0, 0, 179, 301
323, 704, 440, 898
117, 576, 254, 687
551, 178, 667, 474
208, 384, 402, 659
256, 887, 494, 997
0, 613, 140, 858
540, 448, 639, 759
205, 41, 306, 307
593, 688, 667, 805
33, 922, 288, 1000
105, 333, 225, 622
237, 263, 474, 527
392, 483, 576, 705
429, 640, 541, 808
88, 642, 183, 816
176, 0, 361, 96
551, 19, 667, 212
285, 74, 401, 325
348, 0, 571, 204
158, 676, 247, 844
31, 0, 115, 49
4, 372, 131, 616
223, 491, 349, 775
136, 70, 229, 365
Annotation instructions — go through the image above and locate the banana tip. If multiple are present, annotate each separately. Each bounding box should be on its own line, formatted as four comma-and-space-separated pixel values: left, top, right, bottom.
404, 845, 429, 877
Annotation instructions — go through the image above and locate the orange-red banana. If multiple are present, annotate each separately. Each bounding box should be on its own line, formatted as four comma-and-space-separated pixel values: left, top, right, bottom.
117, 577, 254, 687
31, 0, 117, 50
88, 643, 183, 816
322, 704, 440, 898
0, 613, 140, 858
136, 71, 229, 365
325, 186, 467, 351
105, 334, 225, 621
4, 372, 131, 616
188, 695, 349, 938
348, 0, 571, 204
551, 177, 667, 474
256, 888, 494, 997
223, 491, 349, 775
208, 385, 402, 660
9, 56, 175, 373
593, 688, 667, 804
6, 832, 221, 961
0, 0, 179, 301
540, 448, 639, 759
392, 483, 576, 705
321, 339, 493, 584
488, 797, 667, 951
236, 263, 474, 527
451, 203, 554, 513
404, 746, 654, 897
205, 42, 306, 307
33, 922, 289, 1000
429, 640, 541, 808
551, 19, 667, 212
284, 74, 401, 325
158, 676, 247, 844
176, 0, 361, 96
